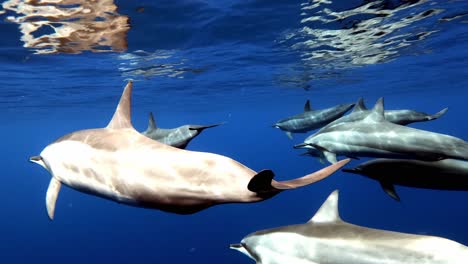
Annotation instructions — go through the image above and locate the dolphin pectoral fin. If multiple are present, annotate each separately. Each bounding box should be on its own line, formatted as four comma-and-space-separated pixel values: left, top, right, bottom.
271, 159, 351, 190
318, 158, 325, 164
323, 151, 338, 164
285, 131, 293, 140
427, 107, 448, 120
379, 180, 400, 201
46, 177, 62, 220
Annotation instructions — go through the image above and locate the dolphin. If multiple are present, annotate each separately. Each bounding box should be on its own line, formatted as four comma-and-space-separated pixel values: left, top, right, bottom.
29, 81, 350, 220
273, 100, 355, 139
141, 112, 222, 149
343, 158, 468, 201
295, 98, 468, 164
318, 98, 448, 132
230, 190, 468, 264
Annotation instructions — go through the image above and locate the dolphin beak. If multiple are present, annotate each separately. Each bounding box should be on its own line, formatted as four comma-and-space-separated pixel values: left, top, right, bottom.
29, 155, 49, 170
229, 243, 242, 249
342, 168, 358, 174
29, 155, 42, 163
294, 143, 309, 149
272, 124, 279, 128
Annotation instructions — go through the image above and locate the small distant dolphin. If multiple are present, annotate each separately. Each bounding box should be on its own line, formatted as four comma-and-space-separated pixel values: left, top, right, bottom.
319, 98, 448, 132
231, 190, 468, 264
141, 112, 222, 149
29, 81, 350, 220
273, 100, 354, 139
295, 98, 468, 164
343, 158, 468, 201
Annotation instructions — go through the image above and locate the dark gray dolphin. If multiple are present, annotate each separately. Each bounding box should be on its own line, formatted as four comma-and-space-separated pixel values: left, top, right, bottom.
29, 81, 350, 220
343, 158, 468, 201
141, 112, 222, 149
319, 98, 448, 132
295, 98, 468, 164
231, 190, 468, 264
273, 100, 355, 139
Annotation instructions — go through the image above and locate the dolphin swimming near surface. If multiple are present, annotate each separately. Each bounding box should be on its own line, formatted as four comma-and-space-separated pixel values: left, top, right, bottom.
343, 158, 468, 201
29, 81, 350, 220
318, 98, 448, 132
273, 100, 355, 139
230, 190, 468, 264
141, 112, 221, 149
295, 98, 468, 164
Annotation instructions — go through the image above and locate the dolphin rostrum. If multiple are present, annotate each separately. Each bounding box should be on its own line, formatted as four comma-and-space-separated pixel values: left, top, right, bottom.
273, 100, 355, 139
231, 190, 468, 264
295, 98, 468, 164
141, 112, 222, 149
343, 158, 468, 201
29, 81, 350, 220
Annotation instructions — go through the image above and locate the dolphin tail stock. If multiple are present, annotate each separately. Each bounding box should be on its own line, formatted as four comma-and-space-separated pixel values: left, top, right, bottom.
427, 107, 448, 121
247, 159, 350, 195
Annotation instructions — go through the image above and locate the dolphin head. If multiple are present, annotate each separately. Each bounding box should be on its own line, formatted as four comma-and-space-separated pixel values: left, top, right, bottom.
230, 236, 264, 262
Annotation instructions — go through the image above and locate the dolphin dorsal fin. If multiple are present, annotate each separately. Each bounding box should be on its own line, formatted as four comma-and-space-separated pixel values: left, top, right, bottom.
107, 81, 134, 129
308, 190, 342, 223
352, 97, 367, 113
364, 97, 385, 123
304, 100, 312, 112
147, 112, 157, 130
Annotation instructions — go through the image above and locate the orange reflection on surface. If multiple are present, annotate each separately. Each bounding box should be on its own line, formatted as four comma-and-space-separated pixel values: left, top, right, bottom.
2, 0, 130, 54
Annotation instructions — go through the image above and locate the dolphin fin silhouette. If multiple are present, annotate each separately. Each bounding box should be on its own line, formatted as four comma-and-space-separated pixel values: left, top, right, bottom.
248, 159, 350, 194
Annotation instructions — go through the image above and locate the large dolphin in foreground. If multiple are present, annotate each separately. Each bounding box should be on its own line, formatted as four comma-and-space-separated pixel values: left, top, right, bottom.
29, 81, 350, 220
141, 112, 221, 149
343, 158, 468, 201
273, 100, 354, 139
295, 98, 468, 164
230, 190, 468, 264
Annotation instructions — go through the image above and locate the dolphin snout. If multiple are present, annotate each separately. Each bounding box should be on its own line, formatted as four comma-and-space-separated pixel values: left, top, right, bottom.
29, 155, 42, 163
230, 243, 243, 249
294, 143, 309, 149
342, 168, 360, 174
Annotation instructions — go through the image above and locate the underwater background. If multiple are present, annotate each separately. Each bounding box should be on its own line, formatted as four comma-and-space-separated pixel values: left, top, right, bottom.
0, 0, 467, 263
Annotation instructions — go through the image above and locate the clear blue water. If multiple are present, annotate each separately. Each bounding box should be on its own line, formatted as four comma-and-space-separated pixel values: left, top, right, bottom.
0, 0, 467, 263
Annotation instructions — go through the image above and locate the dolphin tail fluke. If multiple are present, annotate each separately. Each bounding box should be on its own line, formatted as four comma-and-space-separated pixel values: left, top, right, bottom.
248, 159, 350, 195
427, 107, 448, 121
379, 180, 400, 201
188, 123, 224, 132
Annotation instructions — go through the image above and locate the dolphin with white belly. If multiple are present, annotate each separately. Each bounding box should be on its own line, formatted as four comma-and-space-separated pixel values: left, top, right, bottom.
295, 98, 468, 164
230, 190, 468, 264
29, 81, 350, 220
273, 100, 354, 139
343, 158, 468, 201
141, 112, 221, 149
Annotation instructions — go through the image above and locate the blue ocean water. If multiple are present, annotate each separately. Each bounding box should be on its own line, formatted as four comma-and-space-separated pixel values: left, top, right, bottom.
0, 0, 467, 263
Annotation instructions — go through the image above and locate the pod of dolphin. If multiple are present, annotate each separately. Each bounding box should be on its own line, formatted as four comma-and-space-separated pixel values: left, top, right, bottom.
29, 81, 467, 263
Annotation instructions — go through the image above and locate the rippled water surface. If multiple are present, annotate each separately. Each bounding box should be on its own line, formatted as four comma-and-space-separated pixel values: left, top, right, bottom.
0, 0, 467, 263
